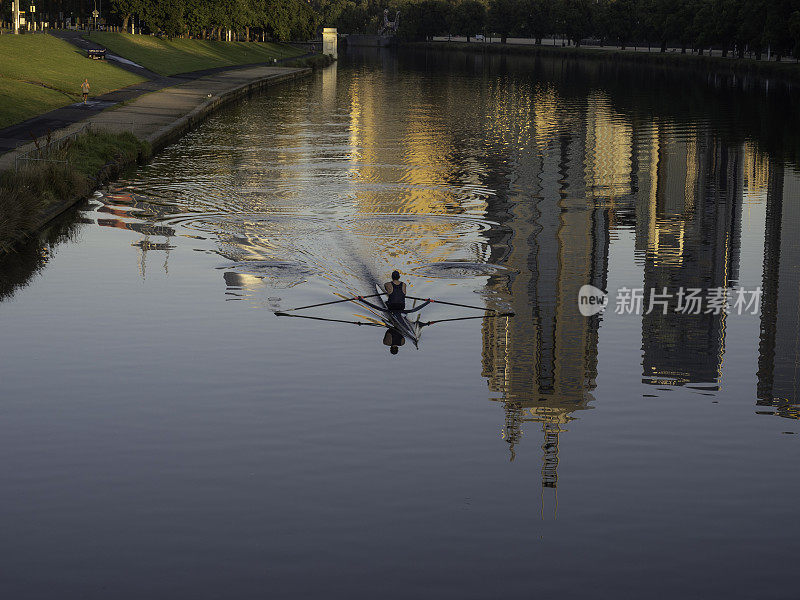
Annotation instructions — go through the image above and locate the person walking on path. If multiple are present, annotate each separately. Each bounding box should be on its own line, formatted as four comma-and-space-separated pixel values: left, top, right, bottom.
81, 78, 90, 104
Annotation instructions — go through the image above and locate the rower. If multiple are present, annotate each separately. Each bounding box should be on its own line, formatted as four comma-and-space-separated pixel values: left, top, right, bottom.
384, 270, 406, 311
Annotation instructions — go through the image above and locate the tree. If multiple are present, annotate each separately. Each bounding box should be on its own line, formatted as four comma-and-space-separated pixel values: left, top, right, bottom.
140, 0, 187, 38
334, 1, 371, 33
521, 0, 554, 45
451, 0, 487, 41
738, 0, 766, 58
110, 0, 144, 31
790, 10, 800, 58
714, 0, 741, 57
488, 0, 522, 43
691, 0, 715, 54
184, 0, 212, 37
559, 0, 597, 46
600, 0, 636, 49
763, 0, 793, 60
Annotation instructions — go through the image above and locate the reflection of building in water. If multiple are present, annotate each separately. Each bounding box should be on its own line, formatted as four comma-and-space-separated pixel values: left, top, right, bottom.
743, 142, 770, 201
339, 72, 509, 275
758, 164, 800, 419
321, 63, 337, 112
584, 92, 633, 202
481, 94, 609, 488
636, 131, 743, 387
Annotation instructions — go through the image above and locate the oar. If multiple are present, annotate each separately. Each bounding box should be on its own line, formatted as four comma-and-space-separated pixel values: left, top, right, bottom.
279, 293, 382, 313
422, 313, 515, 326
274, 312, 384, 327
406, 295, 510, 313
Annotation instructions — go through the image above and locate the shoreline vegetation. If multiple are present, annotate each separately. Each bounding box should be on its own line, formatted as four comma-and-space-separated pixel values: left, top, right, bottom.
0, 130, 150, 252
343, 0, 800, 63
284, 53, 336, 69
408, 40, 800, 86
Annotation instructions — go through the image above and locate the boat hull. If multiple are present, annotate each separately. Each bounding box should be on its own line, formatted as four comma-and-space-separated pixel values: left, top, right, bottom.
374, 284, 421, 346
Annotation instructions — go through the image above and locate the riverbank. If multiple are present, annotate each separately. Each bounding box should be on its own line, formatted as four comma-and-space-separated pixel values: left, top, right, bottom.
410, 41, 800, 87
0, 130, 148, 252
0, 64, 312, 252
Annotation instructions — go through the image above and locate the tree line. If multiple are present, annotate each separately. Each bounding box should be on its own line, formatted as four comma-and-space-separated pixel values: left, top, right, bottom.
3, 0, 799, 59
320, 0, 800, 60
0, 0, 318, 41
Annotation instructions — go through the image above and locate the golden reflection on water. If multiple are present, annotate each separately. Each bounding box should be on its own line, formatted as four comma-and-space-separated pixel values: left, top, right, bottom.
584, 92, 633, 200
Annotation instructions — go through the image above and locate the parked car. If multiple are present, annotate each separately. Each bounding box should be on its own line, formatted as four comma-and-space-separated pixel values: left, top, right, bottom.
475, 34, 485, 41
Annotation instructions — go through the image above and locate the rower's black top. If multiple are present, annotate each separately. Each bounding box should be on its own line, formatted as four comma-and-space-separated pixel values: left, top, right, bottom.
387, 281, 406, 310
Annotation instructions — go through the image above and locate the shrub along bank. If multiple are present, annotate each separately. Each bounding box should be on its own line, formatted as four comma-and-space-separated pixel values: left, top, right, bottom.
0, 130, 150, 253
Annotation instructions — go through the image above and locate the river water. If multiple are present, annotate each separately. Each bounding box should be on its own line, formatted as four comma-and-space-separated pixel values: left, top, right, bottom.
2, 49, 799, 598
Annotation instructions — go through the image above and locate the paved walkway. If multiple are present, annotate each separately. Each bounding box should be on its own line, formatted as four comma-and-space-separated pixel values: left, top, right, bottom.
0, 31, 313, 160
91, 65, 306, 147
0, 79, 171, 156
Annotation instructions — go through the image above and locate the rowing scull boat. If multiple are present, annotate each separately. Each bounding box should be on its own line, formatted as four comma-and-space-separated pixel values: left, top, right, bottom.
275, 288, 513, 349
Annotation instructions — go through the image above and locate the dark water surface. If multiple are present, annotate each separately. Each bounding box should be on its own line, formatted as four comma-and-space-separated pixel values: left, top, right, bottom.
2, 49, 799, 599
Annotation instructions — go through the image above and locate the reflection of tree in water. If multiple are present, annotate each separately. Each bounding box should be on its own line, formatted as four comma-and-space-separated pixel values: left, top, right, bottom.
0, 214, 84, 303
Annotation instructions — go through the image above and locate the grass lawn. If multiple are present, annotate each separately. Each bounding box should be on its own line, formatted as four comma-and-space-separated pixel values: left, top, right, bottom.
88, 32, 305, 76
0, 34, 145, 128
0, 78, 73, 129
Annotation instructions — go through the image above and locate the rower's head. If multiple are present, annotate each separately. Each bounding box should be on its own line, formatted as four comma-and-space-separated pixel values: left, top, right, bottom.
390, 345, 399, 355
391, 270, 400, 282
